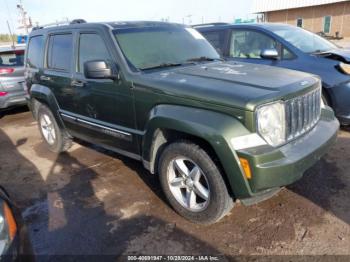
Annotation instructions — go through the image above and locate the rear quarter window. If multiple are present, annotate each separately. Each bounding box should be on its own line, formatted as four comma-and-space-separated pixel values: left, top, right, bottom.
0, 49, 25, 67
27, 35, 44, 68
47, 34, 73, 71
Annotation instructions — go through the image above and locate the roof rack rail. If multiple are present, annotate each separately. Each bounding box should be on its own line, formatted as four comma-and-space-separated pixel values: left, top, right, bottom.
70, 19, 87, 24
32, 19, 86, 31
192, 22, 230, 28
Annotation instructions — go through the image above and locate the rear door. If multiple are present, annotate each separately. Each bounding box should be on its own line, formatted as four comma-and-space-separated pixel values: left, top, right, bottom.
42, 32, 76, 113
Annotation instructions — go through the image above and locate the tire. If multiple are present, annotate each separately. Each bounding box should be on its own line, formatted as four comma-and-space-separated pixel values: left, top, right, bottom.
158, 140, 233, 224
37, 104, 72, 153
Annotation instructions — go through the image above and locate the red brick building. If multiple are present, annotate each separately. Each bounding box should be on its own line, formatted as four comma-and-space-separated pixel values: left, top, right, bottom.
253, 0, 350, 37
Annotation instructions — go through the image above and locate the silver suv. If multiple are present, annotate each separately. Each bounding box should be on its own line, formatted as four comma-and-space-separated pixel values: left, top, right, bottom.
0, 44, 26, 109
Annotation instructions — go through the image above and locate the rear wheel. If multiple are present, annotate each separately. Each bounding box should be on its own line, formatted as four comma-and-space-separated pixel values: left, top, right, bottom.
37, 104, 72, 153
158, 141, 233, 224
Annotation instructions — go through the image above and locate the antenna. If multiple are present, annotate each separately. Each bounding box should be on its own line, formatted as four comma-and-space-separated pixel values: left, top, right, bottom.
6, 20, 15, 48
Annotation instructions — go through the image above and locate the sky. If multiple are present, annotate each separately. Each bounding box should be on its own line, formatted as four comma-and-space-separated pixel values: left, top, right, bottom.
0, 0, 254, 34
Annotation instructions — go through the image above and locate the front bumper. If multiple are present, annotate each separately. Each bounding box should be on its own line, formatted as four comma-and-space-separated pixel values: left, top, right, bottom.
330, 81, 350, 124
238, 108, 339, 193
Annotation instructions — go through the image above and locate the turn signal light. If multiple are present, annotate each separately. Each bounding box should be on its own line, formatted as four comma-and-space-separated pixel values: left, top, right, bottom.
0, 92, 8, 97
3, 202, 17, 241
239, 157, 252, 180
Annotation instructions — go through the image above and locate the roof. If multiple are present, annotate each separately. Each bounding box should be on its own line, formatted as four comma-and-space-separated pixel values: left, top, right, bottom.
252, 0, 349, 13
31, 20, 184, 34
195, 22, 294, 31
107, 21, 184, 29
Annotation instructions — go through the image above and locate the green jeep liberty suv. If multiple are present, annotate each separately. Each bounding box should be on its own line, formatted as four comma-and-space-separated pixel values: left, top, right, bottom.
25, 20, 339, 224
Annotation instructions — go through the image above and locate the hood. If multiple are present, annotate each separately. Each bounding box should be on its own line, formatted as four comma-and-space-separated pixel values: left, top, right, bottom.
318, 49, 350, 63
139, 61, 319, 111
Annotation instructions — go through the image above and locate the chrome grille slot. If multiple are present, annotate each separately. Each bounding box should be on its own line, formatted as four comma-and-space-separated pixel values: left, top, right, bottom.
285, 87, 321, 141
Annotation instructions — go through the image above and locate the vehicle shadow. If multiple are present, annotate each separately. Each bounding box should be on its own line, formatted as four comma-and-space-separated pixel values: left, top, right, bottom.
77, 140, 167, 203
0, 106, 29, 120
0, 129, 226, 261
80, 137, 350, 227
341, 125, 350, 132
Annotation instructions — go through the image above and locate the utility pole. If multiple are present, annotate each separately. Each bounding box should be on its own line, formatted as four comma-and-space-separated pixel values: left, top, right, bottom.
186, 15, 192, 25
6, 21, 15, 48
17, 0, 32, 35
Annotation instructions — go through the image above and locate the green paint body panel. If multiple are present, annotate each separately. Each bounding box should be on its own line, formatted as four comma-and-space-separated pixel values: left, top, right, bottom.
26, 22, 340, 202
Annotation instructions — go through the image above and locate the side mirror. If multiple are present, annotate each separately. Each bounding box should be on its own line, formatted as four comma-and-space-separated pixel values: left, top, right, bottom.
84, 60, 119, 80
260, 49, 279, 60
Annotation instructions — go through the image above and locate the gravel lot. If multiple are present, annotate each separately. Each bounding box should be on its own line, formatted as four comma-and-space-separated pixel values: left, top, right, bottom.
0, 107, 349, 260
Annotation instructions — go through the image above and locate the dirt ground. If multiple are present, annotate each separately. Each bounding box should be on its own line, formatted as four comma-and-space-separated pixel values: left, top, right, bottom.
0, 107, 349, 260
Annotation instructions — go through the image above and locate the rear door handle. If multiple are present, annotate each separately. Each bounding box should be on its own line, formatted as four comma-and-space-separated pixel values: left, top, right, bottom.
40, 75, 51, 81
71, 80, 86, 87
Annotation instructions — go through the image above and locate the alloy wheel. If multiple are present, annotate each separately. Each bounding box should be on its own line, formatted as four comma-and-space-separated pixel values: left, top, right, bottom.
167, 157, 210, 212
40, 114, 56, 145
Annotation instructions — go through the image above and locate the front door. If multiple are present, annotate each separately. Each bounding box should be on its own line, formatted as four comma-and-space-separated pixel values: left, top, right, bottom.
229, 29, 279, 66
228, 29, 299, 70
63, 31, 139, 155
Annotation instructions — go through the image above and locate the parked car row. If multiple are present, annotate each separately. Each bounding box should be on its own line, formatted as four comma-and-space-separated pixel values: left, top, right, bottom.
21, 20, 343, 224
0, 44, 27, 111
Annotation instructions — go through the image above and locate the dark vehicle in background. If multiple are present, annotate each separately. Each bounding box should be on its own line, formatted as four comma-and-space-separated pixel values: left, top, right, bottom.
0, 45, 26, 110
196, 23, 350, 125
0, 186, 33, 261
25, 20, 338, 224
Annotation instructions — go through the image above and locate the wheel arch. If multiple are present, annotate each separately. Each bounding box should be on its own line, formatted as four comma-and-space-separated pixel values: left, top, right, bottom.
30, 84, 65, 129
322, 84, 333, 107
142, 104, 254, 198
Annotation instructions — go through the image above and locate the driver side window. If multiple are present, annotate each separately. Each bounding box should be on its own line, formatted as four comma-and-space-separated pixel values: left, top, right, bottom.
230, 30, 278, 59
78, 33, 110, 73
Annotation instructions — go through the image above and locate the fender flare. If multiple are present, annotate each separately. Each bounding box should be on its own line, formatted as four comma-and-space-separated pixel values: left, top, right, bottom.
142, 104, 253, 198
30, 84, 65, 129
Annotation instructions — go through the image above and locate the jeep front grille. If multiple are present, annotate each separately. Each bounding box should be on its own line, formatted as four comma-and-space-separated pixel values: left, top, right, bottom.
285, 87, 322, 141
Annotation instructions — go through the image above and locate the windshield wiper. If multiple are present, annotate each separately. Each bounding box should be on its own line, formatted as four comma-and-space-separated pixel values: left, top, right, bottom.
140, 63, 183, 71
186, 56, 223, 62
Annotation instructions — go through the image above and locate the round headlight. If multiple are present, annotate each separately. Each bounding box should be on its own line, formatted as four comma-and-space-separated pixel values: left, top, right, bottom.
256, 101, 286, 147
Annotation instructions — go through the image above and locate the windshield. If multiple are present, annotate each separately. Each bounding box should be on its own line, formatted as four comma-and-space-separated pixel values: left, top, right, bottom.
272, 26, 338, 53
0, 49, 25, 67
114, 26, 220, 70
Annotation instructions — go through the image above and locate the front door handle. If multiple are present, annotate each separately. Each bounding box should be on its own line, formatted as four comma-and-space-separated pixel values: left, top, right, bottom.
71, 80, 86, 87
40, 75, 51, 81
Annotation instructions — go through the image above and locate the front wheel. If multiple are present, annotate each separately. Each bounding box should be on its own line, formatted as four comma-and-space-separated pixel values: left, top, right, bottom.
158, 141, 233, 224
